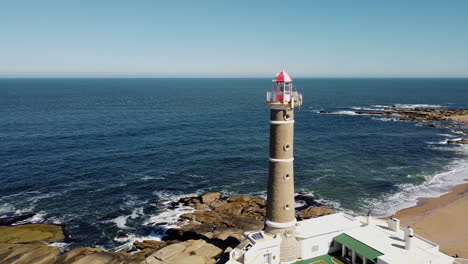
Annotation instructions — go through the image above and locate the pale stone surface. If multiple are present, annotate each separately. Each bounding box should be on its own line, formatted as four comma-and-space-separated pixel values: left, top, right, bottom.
144, 255, 162, 264
0, 243, 59, 264
193, 243, 223, 258
188, 239, 206, 249
165, 254, 207, 264
152, 243, 188, 261
142, 240, 221, 264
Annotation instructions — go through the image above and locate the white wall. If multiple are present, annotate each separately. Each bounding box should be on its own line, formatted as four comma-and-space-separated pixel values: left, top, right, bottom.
244, 239, 281, 264
376, 258, 390, 264
297, 232, 342, 260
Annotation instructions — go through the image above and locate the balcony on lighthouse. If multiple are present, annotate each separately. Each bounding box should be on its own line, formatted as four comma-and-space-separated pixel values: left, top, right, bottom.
266, 70, 302, 108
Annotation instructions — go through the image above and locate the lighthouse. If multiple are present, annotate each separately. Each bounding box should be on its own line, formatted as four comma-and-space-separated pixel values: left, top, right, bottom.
265, 70, 302, 262
228, 72, 454, 264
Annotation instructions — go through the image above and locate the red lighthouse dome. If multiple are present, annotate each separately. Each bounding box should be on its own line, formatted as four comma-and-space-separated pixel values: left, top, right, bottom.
267, 70, 302, 107
275, 70, 293, 83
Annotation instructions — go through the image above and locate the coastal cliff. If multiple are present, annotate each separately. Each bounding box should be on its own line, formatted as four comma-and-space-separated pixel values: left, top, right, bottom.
0, 192, 332, 264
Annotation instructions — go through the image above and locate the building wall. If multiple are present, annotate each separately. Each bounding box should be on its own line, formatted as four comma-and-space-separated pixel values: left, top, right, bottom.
297, 232, 342, 260
376, 258, 390, 264
244, 243, 281, 264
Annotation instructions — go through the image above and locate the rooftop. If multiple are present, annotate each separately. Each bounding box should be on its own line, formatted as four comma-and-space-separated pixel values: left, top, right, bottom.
346, 218, 453, 264
296, 213, 361, 239
295, 213, 453, 264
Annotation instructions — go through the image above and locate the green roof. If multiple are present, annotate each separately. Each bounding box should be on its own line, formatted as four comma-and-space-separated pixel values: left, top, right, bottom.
333, 233, 383, 261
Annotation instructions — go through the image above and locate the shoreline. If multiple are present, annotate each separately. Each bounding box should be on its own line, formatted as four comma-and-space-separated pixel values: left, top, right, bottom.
393, 182, 468, 258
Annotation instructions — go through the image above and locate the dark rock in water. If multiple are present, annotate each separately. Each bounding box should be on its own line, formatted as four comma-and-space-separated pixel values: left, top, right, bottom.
448, 139, 468, 144
168, 201, 180, 209
115, 232, 129, 240
178, 196, 201, 205
294, 194, 323, 211
0, 214, 36, 226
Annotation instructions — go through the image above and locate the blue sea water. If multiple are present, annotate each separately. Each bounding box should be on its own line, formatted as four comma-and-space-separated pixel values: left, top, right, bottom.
0, 78, 467, 250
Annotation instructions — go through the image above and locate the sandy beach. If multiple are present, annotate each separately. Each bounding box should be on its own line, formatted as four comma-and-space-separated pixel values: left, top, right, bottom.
393, 182, 468, 258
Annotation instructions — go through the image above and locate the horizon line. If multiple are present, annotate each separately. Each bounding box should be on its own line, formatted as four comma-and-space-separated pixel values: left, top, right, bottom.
1, 75, 468, 79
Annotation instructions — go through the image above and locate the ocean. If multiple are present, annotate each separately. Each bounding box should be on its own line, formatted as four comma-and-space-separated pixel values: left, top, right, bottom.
0, 78, 467, 251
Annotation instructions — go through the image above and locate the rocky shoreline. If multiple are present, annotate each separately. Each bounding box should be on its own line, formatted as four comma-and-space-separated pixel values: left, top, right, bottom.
0, 192, 333, 264
321, 107, 468, 141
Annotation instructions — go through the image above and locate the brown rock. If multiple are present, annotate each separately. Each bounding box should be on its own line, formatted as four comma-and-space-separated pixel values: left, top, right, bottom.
200, 192, 221, 204
228, 196, 252, 203
194, 204, 210, 210
228, 196, 265, 206
178, 197, 201, 206
0, 243, 59, 264
134, 240, 166, 250
210, 200, 228, 209
213, 203, 243, 215
0, 224, 65, 243
297, 206, 334, 220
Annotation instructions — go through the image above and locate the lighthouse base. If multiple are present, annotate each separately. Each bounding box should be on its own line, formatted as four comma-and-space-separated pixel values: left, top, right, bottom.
265, 224, 299, 262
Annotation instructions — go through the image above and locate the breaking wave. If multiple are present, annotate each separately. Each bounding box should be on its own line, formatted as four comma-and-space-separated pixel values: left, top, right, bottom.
365, 145, 468, 217
327, 110, 359, 116
393, 104, 446, 109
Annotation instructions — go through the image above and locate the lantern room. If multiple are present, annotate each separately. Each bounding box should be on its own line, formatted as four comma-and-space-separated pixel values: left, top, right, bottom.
266, 70, 302, 108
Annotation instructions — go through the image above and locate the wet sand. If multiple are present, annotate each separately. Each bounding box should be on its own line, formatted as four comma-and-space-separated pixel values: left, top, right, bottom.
394, 182, 468, 258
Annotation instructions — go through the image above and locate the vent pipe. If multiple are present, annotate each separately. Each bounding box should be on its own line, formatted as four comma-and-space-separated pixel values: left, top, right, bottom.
366, 211, 372, 226
404, 226, 414, 241
405, 235, 414, 250
388, 217, 400, 232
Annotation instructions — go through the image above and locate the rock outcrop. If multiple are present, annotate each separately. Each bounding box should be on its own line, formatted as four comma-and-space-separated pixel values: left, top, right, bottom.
0, 243, 60, 264
143, 239, 221, 264
0, 192, 333, 264
0, 224, 65, 243
297, 206, 334, 220
353, 108, 468, 124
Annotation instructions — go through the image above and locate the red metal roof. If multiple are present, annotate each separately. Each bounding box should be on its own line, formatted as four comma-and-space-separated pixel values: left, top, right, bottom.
275, 71, 293, 82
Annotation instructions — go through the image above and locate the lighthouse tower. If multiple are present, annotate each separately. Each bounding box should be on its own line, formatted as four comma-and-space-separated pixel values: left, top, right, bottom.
265, 70, 302, 262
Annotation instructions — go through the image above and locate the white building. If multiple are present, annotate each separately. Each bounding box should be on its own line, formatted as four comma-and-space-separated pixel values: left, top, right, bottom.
228, 213, 455, 264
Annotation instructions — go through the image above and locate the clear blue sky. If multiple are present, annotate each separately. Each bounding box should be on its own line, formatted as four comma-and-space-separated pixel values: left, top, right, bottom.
1, 0, 467, 77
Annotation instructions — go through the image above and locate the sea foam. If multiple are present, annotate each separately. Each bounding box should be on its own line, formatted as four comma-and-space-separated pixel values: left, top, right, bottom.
366, 145, 468, 216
